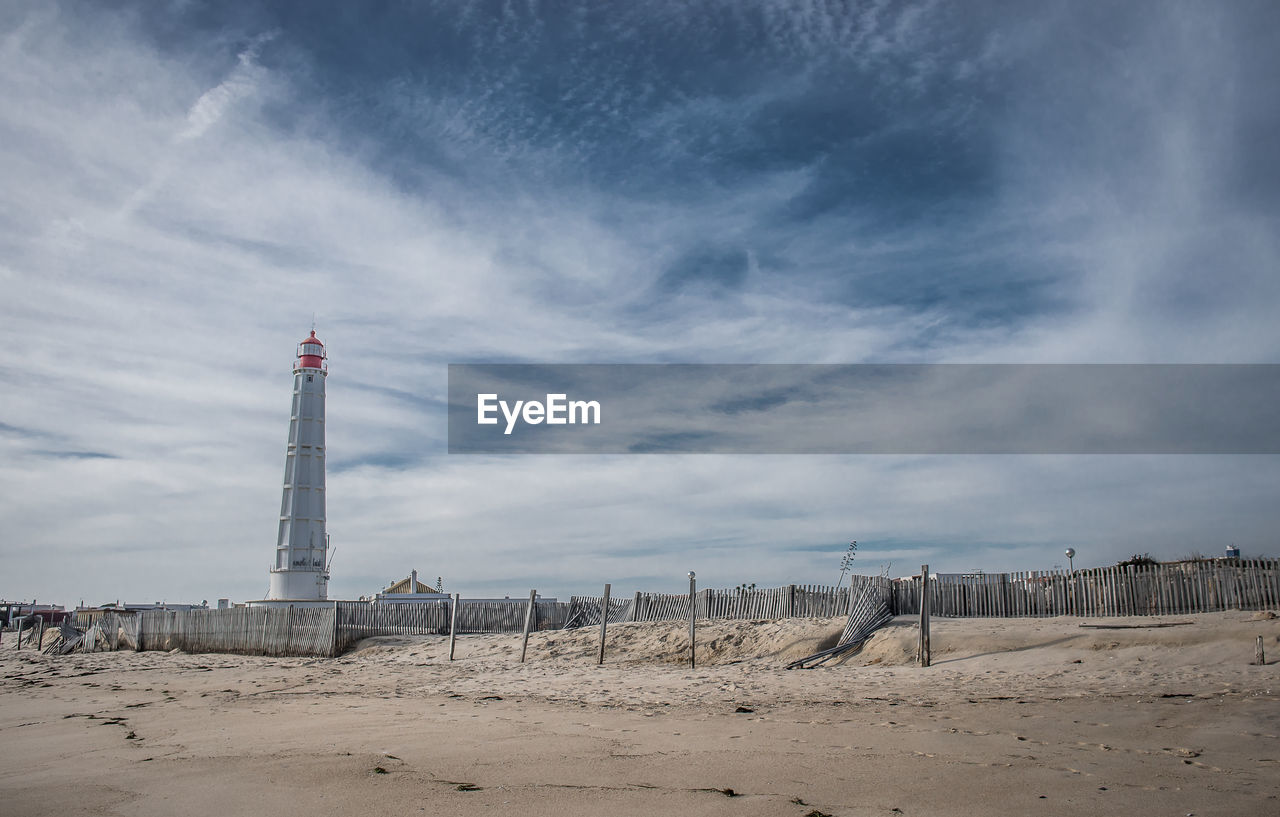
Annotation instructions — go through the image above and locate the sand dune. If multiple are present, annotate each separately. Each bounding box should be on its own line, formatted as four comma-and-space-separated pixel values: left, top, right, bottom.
2, 611, 1277, 816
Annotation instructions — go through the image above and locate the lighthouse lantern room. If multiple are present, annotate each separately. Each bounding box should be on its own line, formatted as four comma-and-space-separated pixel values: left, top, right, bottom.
267, 330, 330, 601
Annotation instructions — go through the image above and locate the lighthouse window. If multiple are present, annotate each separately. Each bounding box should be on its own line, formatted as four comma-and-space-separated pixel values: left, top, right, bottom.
306, 375, 314, 382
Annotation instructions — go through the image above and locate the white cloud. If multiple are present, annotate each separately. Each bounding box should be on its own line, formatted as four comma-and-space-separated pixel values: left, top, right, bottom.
178, 32, 275, 142
1, 3, 1276, 606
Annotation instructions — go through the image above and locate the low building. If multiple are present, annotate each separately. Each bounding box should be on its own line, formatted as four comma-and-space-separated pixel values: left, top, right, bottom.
1, 601, 66, 626
375, 570, 449, 604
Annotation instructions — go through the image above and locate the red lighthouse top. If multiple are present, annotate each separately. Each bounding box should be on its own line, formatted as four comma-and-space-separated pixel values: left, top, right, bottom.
297, 330, 327, 371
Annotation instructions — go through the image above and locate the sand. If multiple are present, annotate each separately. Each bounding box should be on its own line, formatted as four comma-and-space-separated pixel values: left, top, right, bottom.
2, 611, 1277, 816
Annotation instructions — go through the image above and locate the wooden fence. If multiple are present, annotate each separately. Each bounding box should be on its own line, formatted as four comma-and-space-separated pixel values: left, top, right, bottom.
891, 560, 1280, 618
55, 560, 1279, 658
444, 599, 568, 634
334, 600, 569, 653
136, 606, 336, 656
564, 583, 855, 627
68, 600, 573, 657
564, 594, 634, 628
789, 576, 895, 669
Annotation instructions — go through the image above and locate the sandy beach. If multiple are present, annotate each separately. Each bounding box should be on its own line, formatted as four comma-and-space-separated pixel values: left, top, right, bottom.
2, 611, 1277, 816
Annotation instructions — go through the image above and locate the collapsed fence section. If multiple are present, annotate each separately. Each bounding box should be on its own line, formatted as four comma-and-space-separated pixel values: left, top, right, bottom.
84, 612, 138, 652
789, 576, 895, 669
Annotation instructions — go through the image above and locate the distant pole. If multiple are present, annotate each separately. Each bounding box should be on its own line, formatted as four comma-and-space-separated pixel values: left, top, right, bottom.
1065, 548, 1077, 616
1256, 635, 1266, 666
918, 564, 931, 667
448, 593, 460, 660
597, 583, 611, 665
688, 572, 697, 670
519, 589, 537, 663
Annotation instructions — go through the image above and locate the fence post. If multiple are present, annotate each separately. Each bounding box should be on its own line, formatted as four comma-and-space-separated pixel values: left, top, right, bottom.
1256, 635, 1267, 666
631, 590, 641, 622
918, 565, 931, 667
597, 584, 611, 665
331, 602, 340, 657
519, 589, 537, 663
688, 572, 697, 670
448, 594, 460, 660
283, 605, 294, 657
14, 617, 23, 651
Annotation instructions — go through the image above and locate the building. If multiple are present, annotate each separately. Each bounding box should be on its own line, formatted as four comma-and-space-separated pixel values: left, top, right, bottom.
375, 570, 449, 604
250, 330, 332, 607
1, 601, 66, 626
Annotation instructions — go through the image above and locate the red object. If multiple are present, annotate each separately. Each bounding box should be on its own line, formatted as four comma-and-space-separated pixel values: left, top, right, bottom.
297, 330, 326, 370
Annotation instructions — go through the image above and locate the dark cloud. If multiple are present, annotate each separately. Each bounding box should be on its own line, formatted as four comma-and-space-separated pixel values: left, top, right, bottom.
0, 421, 50, 438
30, 450, 120, 460
656, 247, 750, 293
67, 0, 1277, 336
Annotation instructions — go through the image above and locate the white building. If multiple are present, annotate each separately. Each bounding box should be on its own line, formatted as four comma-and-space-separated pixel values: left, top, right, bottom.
265, 330, 331, 602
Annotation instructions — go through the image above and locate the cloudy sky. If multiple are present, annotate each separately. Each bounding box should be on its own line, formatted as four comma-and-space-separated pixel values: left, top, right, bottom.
3, 0, 1278, 606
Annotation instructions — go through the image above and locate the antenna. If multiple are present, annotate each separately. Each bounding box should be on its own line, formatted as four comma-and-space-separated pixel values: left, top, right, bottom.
311, 312, 316, 332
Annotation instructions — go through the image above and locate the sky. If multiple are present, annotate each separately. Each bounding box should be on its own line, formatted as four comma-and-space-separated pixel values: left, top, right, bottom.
2, 0, 1279, 606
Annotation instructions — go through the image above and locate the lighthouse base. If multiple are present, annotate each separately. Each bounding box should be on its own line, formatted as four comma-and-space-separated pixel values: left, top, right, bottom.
267, 568, 329, 601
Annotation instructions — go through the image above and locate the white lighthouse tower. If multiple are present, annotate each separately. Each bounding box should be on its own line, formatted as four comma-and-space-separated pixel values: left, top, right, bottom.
267, 330, 330, 601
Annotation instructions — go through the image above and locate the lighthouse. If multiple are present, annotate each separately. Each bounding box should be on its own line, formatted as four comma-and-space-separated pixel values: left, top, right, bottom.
267, 330, 330, 601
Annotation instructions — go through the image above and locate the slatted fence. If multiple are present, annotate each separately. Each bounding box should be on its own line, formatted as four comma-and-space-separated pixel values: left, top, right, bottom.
335, 599, 568, 650
565, 583, 855, 627
334, 601, 451, 653
51, 560, 1280, 658
788, 576, 895, 668
891, 560, 1280, 618
564, 594, 634, 628
134, 606, 336, 656
66, 600, 576, 657
452, 600, 569, 634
